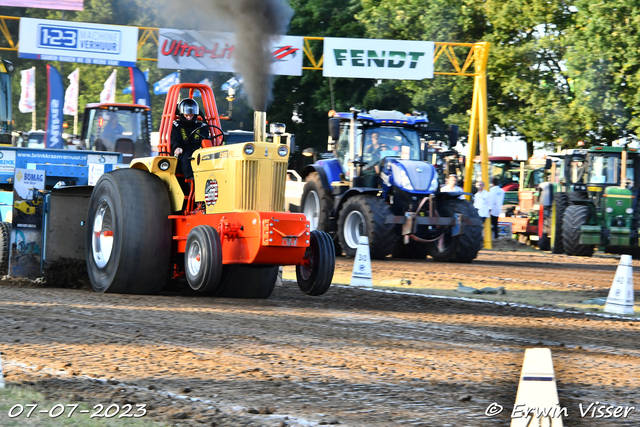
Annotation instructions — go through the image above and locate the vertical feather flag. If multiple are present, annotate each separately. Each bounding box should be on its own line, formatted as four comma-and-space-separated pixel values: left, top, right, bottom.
18, 68, 35, 113
129, 66, 151, 106
45, 65, 64, 149
63, 68, 79, 116
100, 69, 117, 103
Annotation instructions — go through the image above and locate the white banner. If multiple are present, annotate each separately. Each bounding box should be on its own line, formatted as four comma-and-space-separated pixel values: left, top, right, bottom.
100, 69, 117, 103
158, 29, 303, 76
18, 68, 36, 113
63, 68, 79, 115
18, 17, 138, 67
323, 38, 434, 80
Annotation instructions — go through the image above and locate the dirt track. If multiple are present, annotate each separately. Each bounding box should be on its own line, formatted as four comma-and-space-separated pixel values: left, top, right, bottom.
0, 247, 639, 426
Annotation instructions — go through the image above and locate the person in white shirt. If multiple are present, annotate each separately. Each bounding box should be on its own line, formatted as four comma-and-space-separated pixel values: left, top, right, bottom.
441, 175, 465, 200
489, 177, 506, 239
473, 180, 492, 219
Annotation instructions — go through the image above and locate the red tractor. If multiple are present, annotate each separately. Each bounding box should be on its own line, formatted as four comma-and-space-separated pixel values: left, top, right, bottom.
84, 83, 335, 297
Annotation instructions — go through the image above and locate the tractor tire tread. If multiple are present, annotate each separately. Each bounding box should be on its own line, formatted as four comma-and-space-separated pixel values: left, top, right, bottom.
338, 195, 396, 260
562, 204, 594, 257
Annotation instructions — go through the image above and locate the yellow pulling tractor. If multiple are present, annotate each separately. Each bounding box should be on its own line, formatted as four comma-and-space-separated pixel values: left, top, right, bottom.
85, 83, 335, 297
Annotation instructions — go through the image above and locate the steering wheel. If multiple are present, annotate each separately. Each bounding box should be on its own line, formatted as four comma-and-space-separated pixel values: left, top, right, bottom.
189, 123, 225, 145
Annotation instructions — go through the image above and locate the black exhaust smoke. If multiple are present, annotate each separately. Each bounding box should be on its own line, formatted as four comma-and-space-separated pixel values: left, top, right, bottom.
215, 0, 293, 111
157, 0, 293, 111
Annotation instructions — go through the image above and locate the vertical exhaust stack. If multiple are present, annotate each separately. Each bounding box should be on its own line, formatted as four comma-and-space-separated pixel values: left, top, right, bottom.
254, 111, 267, 143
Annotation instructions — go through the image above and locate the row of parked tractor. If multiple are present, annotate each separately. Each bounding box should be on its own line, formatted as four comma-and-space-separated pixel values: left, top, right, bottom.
499, 145, 640, 258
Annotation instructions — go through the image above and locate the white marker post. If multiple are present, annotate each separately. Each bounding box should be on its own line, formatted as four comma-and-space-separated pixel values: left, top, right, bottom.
604, 254, 635, 315
511, 348, 564, 427
350, 236, 372, 287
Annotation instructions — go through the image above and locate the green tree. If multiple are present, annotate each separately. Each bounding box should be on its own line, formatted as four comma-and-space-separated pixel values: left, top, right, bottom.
357, 0, 579, 155
563, 0, 640, 146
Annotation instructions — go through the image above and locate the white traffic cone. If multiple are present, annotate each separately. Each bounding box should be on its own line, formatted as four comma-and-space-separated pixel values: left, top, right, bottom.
350, 236, 373, 287
604, 254, 635, 315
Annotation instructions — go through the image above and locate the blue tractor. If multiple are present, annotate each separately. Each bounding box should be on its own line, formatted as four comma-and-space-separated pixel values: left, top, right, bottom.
300, 109, 483, 262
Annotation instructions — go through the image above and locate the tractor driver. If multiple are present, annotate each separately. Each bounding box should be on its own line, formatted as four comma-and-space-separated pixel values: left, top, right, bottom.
363, 132, 384, 173
171, 98, 210, 180
99, 112, 126, 151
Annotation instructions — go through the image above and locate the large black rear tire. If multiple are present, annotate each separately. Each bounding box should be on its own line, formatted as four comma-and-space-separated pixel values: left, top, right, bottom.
185, 225, 222, 292
215, 265, 279, 299
337, 195, 396, 259
562, 204, 595, 257
551, 193, 567, 254
296, 230, 335, 296
301, 172, 333, 233
0, 221, 9, 275
427, 198, 482, 263
86, 169, 171, 294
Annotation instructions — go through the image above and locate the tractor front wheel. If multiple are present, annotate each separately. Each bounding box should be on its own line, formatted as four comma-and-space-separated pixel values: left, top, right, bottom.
185, 225, 222, 292
86, 169, 171, 294
337, 195, 396, 259
296, 230, 335, 296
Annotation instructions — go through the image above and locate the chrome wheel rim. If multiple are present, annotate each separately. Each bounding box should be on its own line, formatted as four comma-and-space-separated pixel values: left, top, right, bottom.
344, 210, 365, 250
92, 200, 114, 269
187, 241, 202, 277
303, 190, 320, 231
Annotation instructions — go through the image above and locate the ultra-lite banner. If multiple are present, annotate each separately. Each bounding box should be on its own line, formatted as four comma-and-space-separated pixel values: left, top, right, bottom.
18, 18, 138, 67
158, 29, 303, 76
323, 38, 434, 80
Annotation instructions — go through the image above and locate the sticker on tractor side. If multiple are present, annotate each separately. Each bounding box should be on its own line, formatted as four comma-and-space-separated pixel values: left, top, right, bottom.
282, 237, 297, 246
205, 178, 219, 207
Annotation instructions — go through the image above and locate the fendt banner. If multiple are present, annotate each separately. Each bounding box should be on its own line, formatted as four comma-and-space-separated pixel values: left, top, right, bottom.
158, 29, 303, 76
18, 18, 138, 67
323, 38, 434, 80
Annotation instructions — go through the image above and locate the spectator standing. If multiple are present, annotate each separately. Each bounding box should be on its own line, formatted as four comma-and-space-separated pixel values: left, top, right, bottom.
473, 180, 492, 220
489, 177, 505, 239
441, 174, 465, 200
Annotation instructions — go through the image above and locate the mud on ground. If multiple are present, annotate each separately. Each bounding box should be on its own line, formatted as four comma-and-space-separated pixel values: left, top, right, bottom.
0, 247, 639, 426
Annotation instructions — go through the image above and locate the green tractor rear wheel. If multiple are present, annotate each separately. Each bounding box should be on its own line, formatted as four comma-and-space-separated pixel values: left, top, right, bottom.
562, 205, 595, 257
551, 193, 568, 254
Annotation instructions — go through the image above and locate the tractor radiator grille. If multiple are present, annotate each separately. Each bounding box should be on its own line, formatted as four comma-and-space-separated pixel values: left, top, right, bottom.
272, 161, 287, 212
237, 160, 259, 210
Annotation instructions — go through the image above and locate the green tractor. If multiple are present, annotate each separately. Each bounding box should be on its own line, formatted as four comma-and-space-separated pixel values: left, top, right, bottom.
556, 146, 639, 257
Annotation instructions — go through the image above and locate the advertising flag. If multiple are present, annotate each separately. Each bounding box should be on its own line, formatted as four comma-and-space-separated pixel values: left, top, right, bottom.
123, 69, 148, 94
153, 71, 179, 95
100, 69, 117, 103
63, 68, 79, 115
129, 66, 151, 106
193, 78, 211, 97
18, 68, 36, 113
45, 65, 64, 149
